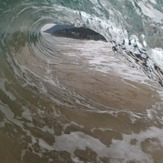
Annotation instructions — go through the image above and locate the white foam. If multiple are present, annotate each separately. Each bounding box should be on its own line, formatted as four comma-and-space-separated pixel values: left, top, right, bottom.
150, 0, 157, 4
53, 131, 110, 161
0, 78, 16, 101
38, 138, 54, 151
149, 48, 163, 71
137, 2, 163, 23
35, 127, 163, 162
21, 107, 33, 121
77, 11, 127, 43
60, 38, 152, 85
109, 126, 163, 163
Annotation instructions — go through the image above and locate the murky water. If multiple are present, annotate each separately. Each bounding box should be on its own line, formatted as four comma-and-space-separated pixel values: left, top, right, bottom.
0, 32, 163, 162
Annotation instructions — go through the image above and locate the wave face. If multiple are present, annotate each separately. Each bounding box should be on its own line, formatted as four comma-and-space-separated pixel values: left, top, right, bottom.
0, 0, 163, 162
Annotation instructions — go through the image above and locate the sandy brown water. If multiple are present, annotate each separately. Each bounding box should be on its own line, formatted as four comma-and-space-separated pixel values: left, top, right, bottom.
56, 64, 158, 112
2, 34, 163, 163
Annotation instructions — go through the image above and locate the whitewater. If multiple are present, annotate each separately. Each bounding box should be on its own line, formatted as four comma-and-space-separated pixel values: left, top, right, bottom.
0, 0, 163, 162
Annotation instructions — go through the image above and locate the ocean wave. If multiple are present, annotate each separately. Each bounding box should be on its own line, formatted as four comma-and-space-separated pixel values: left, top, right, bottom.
0, 0, 163, 162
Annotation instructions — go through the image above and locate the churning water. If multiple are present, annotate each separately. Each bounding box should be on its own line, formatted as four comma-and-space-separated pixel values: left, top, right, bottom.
0, 0, 163, 162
